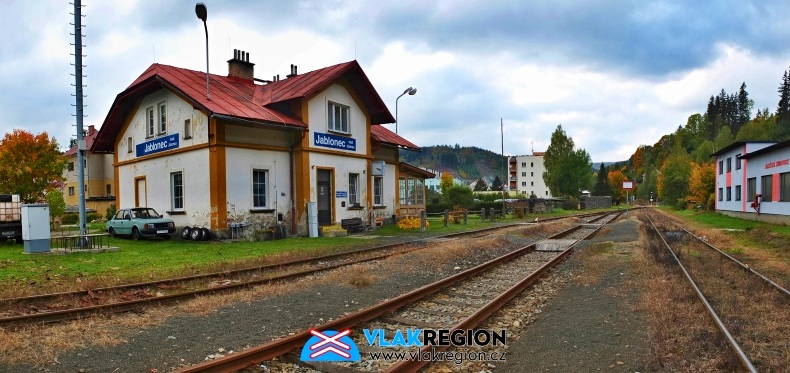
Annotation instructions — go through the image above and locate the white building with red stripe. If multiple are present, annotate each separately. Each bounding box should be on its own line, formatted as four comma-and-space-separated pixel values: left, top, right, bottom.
712, 140, 790, 223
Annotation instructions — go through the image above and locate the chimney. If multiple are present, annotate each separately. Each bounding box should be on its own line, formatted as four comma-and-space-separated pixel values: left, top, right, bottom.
286, 64, 298, 78
227, 49, 255, 81
88, 125, 96, 135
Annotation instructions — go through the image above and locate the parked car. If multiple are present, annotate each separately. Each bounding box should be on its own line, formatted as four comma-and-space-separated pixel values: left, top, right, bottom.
106, 207, 175, 240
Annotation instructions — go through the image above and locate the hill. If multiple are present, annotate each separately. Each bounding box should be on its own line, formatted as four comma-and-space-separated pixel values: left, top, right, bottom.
401, 145, 507, 183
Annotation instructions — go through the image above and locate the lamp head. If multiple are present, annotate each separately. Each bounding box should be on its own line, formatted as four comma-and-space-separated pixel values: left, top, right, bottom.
408, 88, 417, 95
402, 87, 414, 95
195, 3, 207, 22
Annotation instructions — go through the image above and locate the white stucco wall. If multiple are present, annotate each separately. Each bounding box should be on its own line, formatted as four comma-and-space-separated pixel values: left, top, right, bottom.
116, 88, 209, 163
225, 147, 292, 220
307, 84, 368, 156
513, 155, 550, 197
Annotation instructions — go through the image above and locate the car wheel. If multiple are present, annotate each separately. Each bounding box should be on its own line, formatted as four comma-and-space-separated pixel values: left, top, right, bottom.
190, 227, 203, 241
108, 227, 116, 238
201, 227, 211, 241
132, 227, 141, 241
181, 226, 192, 239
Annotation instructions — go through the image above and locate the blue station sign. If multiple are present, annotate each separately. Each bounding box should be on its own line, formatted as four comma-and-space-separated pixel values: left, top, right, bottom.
314, 132, 356, 151
136, 134, 179, 157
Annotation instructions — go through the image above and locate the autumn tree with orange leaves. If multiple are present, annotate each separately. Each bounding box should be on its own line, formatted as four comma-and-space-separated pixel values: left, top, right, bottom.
0, 130, 66, 203
689, 162, 715, 210
607, 169, 628, 205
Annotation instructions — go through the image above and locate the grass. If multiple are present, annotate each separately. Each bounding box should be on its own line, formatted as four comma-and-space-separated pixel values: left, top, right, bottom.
0, 207, 615, 296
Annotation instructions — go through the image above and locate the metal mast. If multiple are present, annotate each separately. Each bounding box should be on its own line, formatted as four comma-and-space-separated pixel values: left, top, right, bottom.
71, 0, 87, 239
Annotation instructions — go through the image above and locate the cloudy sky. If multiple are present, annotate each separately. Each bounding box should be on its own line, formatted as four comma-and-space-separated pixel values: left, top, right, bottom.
1, 1, 789, 162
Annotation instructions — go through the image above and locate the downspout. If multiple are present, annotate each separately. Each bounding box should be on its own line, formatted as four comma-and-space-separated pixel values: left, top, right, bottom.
290, 130, 306, 234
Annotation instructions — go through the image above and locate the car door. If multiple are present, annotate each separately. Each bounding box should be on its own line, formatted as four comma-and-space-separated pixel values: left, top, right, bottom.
118, 209, 131, 235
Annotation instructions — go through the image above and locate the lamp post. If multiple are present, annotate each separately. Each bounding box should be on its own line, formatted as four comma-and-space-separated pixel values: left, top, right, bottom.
195, 3, 210, 100
395, 87, 417, 134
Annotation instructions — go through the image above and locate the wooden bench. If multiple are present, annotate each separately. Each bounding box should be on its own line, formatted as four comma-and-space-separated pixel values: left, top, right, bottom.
341, 217, 368, 233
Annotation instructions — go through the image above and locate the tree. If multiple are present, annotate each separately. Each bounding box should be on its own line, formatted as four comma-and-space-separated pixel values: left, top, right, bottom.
777, 68, 790, 138
607, 169, 628, 205
688, 162, 715, 210
473, 177, 488, 191
658, 144, 692, 207
45, 190, 66, 219
0, 129, 66, 203
490, 176, 504, 191
593, 163, 611, 196
440, 172, 454, 194
543, 125, 593, 197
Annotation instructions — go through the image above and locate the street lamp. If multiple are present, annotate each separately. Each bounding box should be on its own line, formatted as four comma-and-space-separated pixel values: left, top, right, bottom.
395, 87, 417, 134
195, 3, 210, 100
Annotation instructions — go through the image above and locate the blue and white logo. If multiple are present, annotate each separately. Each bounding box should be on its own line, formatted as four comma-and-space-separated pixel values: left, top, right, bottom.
300, 329, 361, 362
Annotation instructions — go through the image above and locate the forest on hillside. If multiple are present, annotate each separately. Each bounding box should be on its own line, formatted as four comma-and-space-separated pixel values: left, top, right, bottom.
400, 145, 506, 182
610, 66, 790, 208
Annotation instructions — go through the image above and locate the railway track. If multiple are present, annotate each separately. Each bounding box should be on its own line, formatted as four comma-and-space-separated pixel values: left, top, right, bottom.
0, 210, 615, 328
173, 213, 621, 373
644, 212, 790, 372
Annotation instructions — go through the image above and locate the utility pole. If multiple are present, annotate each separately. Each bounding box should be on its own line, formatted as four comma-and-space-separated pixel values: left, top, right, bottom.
72, 0, 87, 242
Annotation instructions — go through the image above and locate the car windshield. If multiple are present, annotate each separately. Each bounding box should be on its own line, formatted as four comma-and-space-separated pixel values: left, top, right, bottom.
132, 208, 159, 219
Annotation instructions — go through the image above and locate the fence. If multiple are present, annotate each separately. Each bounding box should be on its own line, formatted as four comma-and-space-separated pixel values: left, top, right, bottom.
51, 233, 113, 251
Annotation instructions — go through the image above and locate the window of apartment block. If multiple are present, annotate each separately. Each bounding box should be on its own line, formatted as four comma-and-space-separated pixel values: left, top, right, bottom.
747, 177, 756, 201
146, 106, 155, 138
521, 162, 526, 168
734, 185, 741, 201
252, 169, 268, 208
735, 154, 741, 170
170, 172, 184, 210
726, 157, 732, 172
127, 137, 133, 153
718, 160, 723, 175
531, 172, 534, 177
718, 188, 723, 201
726, 186, 731, 201
531, 181, 534, 186
183, 119, 192, 139
521, 172, 526, 177
328, 102, 350, 133
531, 162, 534, 167
373, 176, 383, 206
68, 186, 74, 196
781, 172, 790, 201
68, 162, 74, 171
158, 102, 167, 134
761, 174, 773, 202
521, 182, 526, 187
348, 173, 359, 205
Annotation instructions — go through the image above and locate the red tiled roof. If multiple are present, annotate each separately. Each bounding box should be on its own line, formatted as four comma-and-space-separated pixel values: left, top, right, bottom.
93, 60, 397, 152
64, 125, 98, 156
371, 125, 419, 150
254, 61, 395, 124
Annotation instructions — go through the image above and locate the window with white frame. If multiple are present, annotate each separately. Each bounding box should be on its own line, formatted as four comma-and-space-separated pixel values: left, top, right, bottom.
521, 172, 526, 177
146, 107, 155, 137
735, 185, 741, 201
68, 186, 74, 196
171, 171, 184, 210
373, 176, 383, 206
747, 177, 756, 201
127, 137, 133, 153
735, 154, 741, 170
158, 102, 167, 134
348, 173, 360, 205
399, 177, 406, 204
252, 169, 268, 208
328, 102, 350, 133
521, 162, 526, 168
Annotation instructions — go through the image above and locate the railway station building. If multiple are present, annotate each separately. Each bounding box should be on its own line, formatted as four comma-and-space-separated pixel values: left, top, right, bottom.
712, 140, 790, 224
91, 50, 431, 236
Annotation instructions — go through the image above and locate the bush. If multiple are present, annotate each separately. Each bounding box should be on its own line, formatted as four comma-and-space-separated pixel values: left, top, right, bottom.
106, 203, 117, 219
707, 193, 715, 211
87, 212, 102, 221
62, 213, 78, 224
675, 198, 687, 210
562, 196, 579, 210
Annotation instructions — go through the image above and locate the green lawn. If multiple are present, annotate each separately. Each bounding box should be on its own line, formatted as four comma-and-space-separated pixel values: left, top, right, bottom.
0, 207, 612, 289
668, 207, 790, 235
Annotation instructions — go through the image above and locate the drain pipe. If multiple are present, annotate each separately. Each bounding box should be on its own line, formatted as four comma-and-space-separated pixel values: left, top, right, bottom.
290, 131, 305, 234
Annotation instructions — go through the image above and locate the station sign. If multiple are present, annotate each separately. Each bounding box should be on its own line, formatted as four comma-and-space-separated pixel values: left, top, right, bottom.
336, 191, 348, 198
136, 134, 179, 157
314, 132, 356, 152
